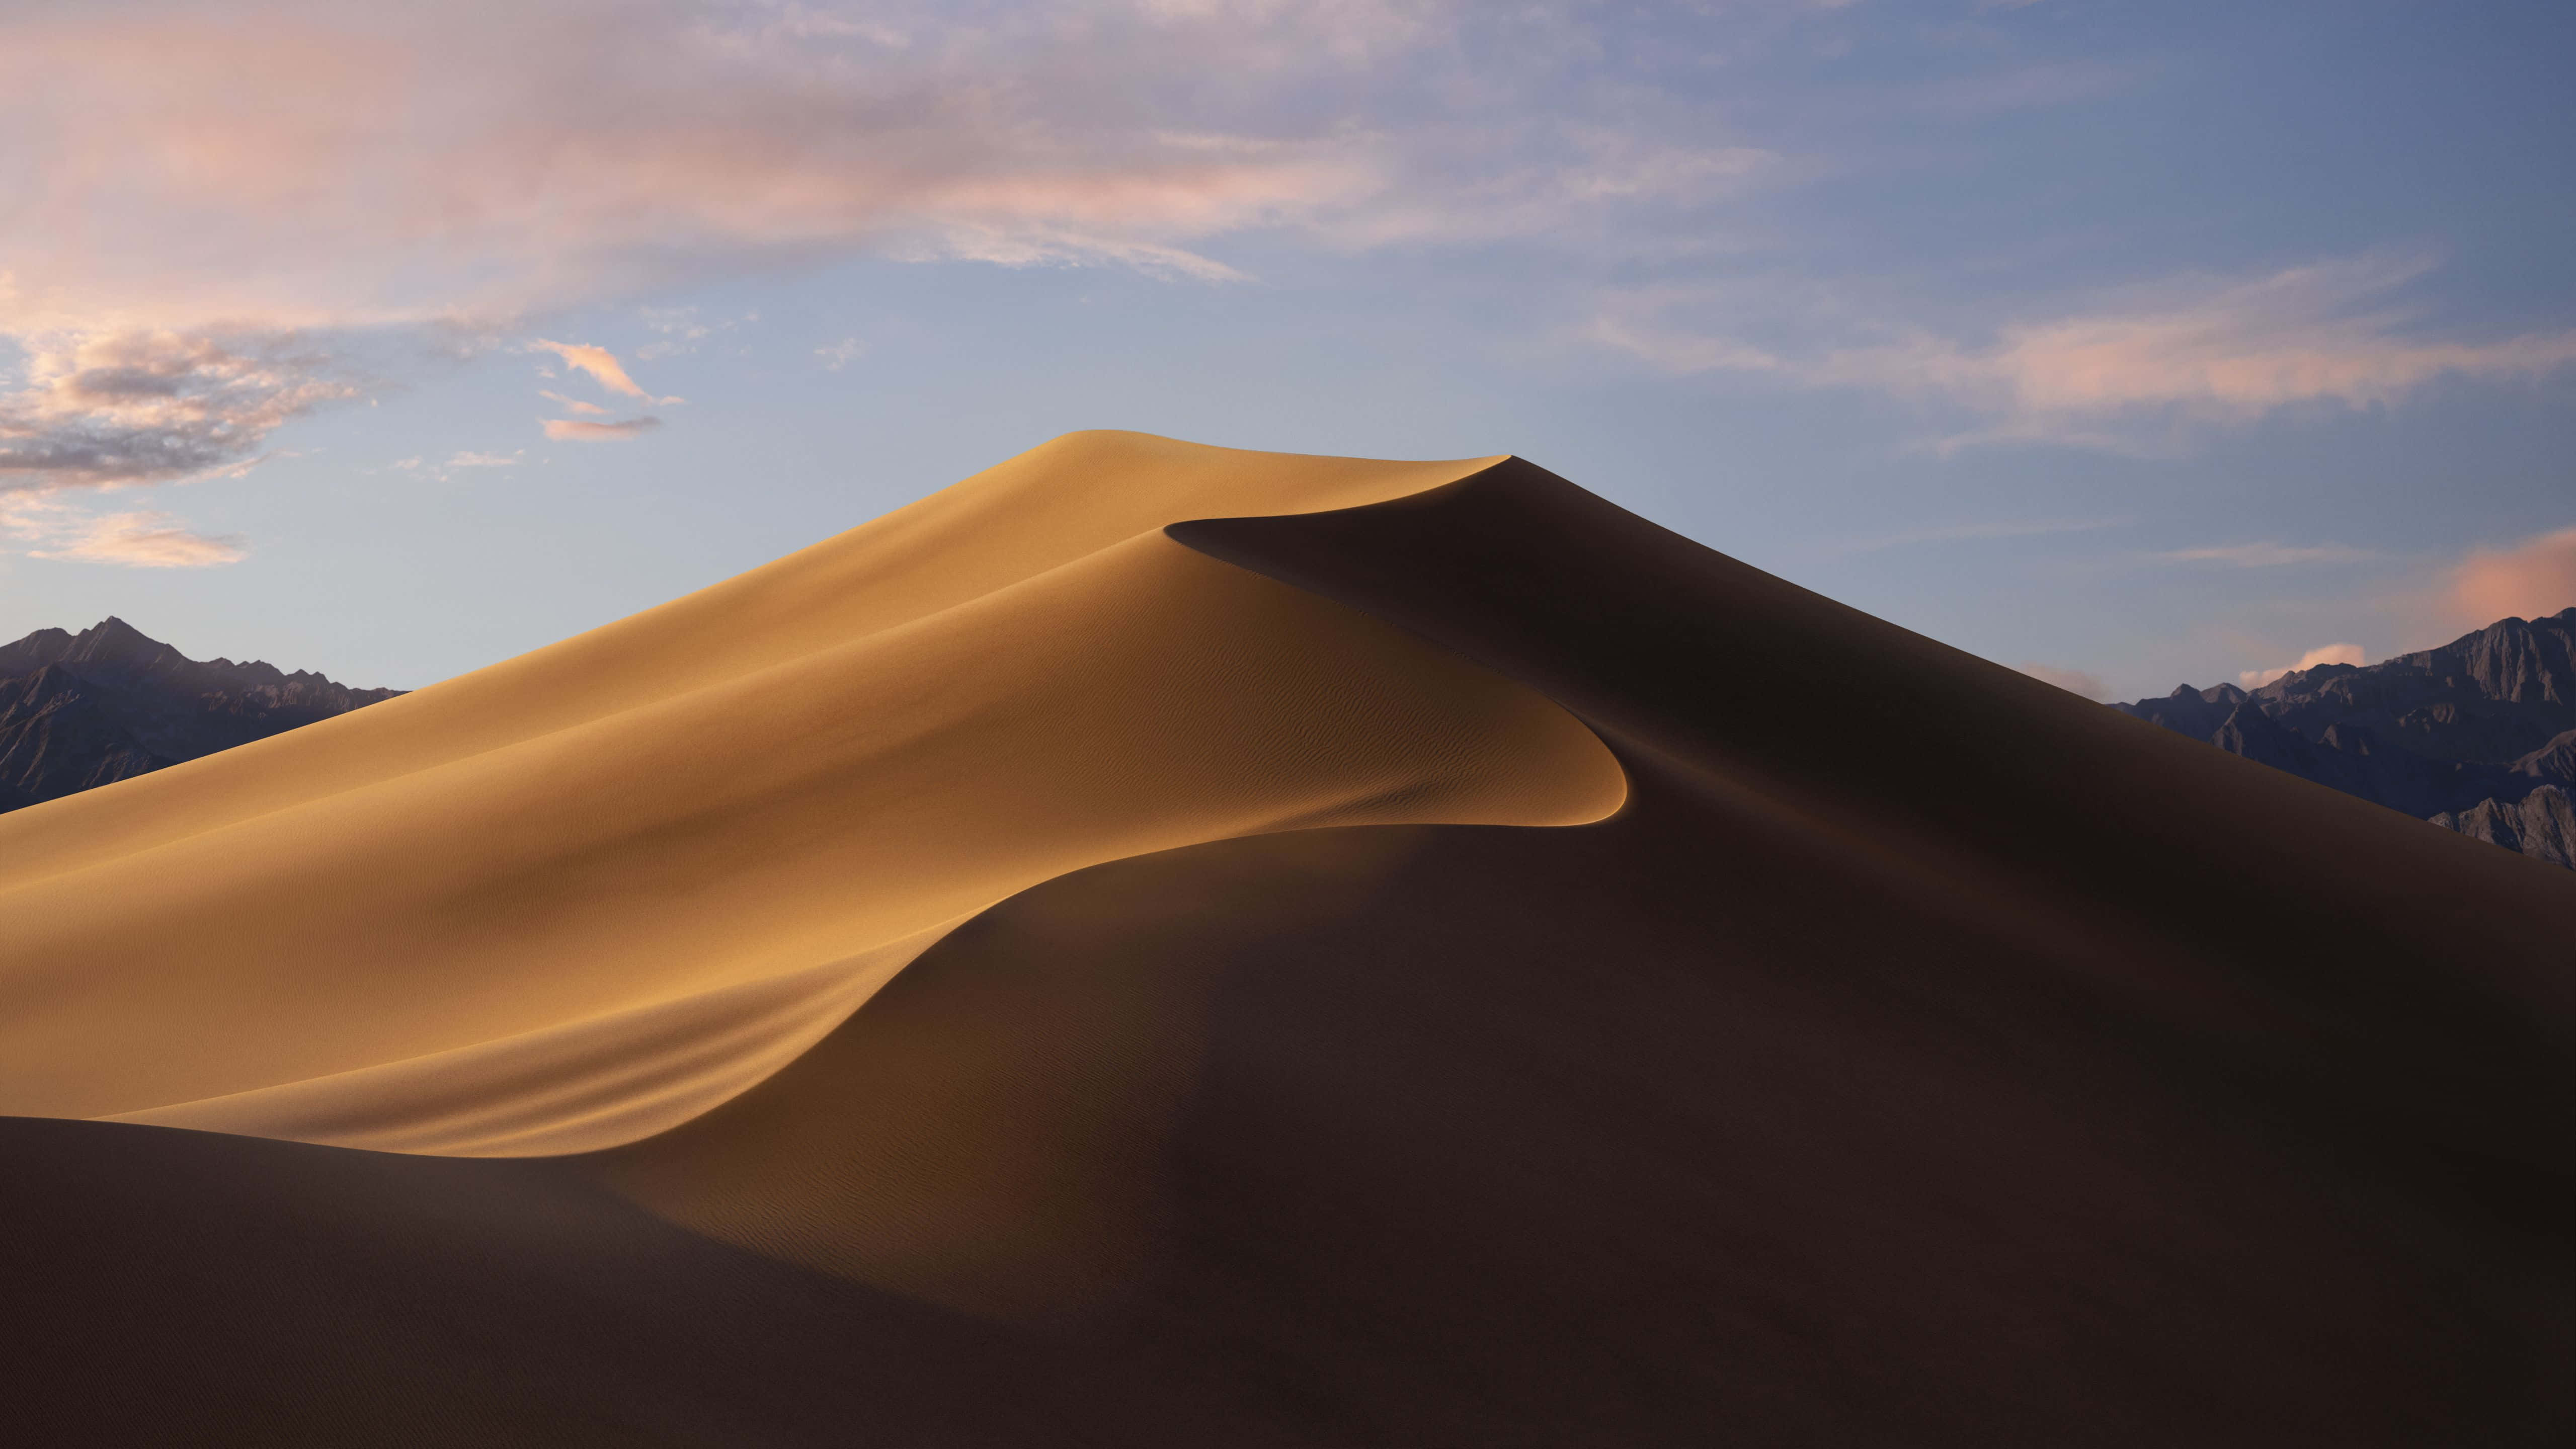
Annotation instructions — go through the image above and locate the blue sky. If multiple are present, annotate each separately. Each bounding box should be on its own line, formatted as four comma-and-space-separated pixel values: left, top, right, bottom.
3, 0, 2571, 700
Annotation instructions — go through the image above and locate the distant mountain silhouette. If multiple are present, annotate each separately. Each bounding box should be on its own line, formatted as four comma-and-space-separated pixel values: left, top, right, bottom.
0, 619, 401, 814
2111, 606, 2575, 867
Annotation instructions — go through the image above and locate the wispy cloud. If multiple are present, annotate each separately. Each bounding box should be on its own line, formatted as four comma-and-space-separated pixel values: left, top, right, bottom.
530, 341, 670, 440
0, 1, 1448, 340
529, 341, 668, 404
539, 390, 608, 417
2450, 526, 2576, 628
635, 306, 753, 360
1838, 516, 2128, 553
1595, 256, 2576, 450
2239, 642, 2364, 691
366, 447, 525, 481
1, 496, 247, 568
2155, 542, 2377, 568
542, 417, 661, 442
816, 337, 866, 371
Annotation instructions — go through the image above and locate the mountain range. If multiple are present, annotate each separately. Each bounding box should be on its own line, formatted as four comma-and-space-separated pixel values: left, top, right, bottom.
2109, 607, 2575, 867
8, 607, 2567, 873
0, 618, 400, 814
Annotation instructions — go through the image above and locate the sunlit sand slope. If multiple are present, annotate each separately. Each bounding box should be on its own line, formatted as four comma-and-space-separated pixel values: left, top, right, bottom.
0, 435, 1622, 1155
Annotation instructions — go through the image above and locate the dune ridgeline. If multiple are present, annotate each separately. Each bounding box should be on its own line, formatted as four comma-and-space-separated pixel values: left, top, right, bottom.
2, 433, 2567, 1446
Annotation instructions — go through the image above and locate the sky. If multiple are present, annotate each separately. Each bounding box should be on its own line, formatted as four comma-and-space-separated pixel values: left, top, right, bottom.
3, 0, 2572, 701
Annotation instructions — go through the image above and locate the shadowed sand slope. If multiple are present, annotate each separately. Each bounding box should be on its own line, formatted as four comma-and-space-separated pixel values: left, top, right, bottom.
2, 442, 2567, 1445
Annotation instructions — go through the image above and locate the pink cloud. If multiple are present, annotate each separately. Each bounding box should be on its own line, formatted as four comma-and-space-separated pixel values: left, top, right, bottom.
2452, 527, 2576, 628
0, 2, 1404, 338
539, 390, 608, 416
5, 502, 248, 568
1596, 256, 2576, 448
1977, 259, 2576, 420
0, 328, 355, 490
0, 3, 1493, 494
2238, 642, 2364, 691
530, 341, 653, 402
542, 417, 661, 442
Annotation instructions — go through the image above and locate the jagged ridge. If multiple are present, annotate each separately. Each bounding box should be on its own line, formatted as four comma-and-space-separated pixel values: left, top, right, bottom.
2112, 607, 2576, 865
0, 618, 403, 813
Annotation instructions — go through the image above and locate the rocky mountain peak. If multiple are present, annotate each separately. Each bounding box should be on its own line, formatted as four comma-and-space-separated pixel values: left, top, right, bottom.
2111, 604, 2576, 866
0, 620, 403, 814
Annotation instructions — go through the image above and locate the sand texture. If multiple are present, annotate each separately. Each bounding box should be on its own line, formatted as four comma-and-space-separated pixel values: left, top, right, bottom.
2, 436, 2567, 1444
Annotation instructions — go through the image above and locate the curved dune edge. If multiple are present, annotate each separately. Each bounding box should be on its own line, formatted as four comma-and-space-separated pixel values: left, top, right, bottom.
0, 434, 1625, 1158
105, 915, 974, 1158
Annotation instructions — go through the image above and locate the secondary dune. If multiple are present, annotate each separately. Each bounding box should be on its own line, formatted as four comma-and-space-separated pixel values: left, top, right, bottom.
1, 435, 2566, 1445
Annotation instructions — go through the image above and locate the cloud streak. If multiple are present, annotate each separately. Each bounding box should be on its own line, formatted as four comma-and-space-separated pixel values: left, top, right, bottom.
1595, 256, 2576, 448
0, 1, 1459, 340
1837, 516, 2128, 553
530, 341, 659, 403
2451, 526, 2576, 628
2155, 542, 2377, 568
1, 496, 247, 567
543, 417, 661, 442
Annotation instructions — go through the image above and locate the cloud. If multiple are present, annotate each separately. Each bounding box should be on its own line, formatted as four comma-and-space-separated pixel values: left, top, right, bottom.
0, 2, 1778, 341
2238, 642, 2364, 690
1952, 258, 2576, 424
2335, 524, 2576, 653
0, 2, 1807, 499
2450, 526, 2576, 629
445, 450, 521, 468
635, 305, 752, 360
0, 328, 356, 491
1595, 256, 2576, 449
816, 337, 866, 371
1905, 60, 2141, 117
1, 497, 247, 567
543, 417, 662, 441
0, 1, 1446, 340
2155, 542, 2376, 568
528, 342, 669, 440
1838, 516, 2127, 553
539, 390, 608, 416
1323, 135, 1782, 251
0, 1, 1452, 502
2018, 663, 2106, 700
529, 341, 663, 403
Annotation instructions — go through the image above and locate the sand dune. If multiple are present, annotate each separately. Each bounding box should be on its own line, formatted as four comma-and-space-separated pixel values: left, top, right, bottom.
0, 435, 1620, 1155
2, 435, 2566, 1444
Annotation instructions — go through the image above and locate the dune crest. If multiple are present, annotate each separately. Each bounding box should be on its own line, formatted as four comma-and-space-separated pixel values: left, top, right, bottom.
0, 435, 1624, 1156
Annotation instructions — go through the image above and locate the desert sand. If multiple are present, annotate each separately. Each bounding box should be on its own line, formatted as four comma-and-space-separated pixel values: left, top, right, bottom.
0, 436, 1620, 1154
1, 434, 2566, 1444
